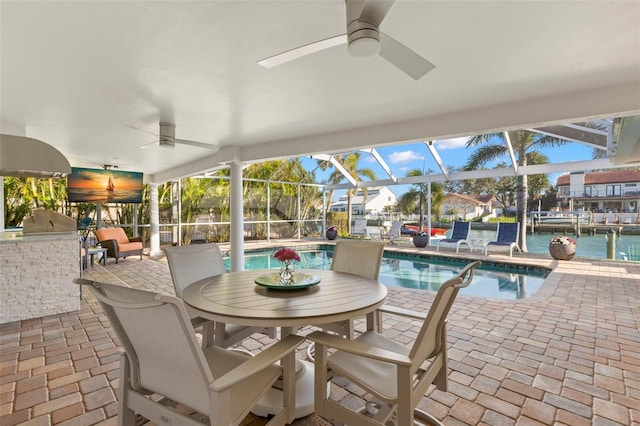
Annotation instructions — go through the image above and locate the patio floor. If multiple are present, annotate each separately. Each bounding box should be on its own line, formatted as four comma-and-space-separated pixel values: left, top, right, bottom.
1, 242, 639, 425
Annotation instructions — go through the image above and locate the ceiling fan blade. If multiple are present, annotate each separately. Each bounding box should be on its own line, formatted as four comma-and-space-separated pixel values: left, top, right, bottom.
359, 0, 395, 27
175, 139, 219, 151
378, 32, 435, 80
140, 140, 159, 149
257, 34, 347, 68
125, 124, 159, 137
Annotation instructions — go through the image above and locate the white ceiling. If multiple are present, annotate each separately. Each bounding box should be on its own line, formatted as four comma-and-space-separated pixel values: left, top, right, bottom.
2, 1, 639, 183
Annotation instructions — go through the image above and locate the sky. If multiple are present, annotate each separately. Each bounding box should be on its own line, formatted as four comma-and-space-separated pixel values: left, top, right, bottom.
299, 136, 598, 199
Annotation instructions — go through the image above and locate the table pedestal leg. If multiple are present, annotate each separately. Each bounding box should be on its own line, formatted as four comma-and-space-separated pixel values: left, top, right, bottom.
251, 359, 318, 419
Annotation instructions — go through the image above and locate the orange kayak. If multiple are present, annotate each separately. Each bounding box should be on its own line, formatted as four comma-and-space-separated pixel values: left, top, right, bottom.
400, 224, 447, 237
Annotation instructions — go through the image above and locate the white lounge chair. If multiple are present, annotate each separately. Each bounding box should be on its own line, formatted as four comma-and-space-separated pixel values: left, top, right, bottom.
351, 219, 369, 239
437, 221, 472, 253
309, 261, 481, 426
385, 220, 403, 245
75, 278, 303, 426
484, 222, 521, 257
163, 243, 275, 348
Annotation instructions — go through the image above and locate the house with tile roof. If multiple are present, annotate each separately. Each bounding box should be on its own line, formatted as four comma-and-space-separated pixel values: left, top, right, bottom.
441, 193, 495, 220
556, 170, 640, 217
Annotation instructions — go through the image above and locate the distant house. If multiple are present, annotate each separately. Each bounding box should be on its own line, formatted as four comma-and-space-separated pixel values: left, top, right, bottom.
556, 170, 640, 214
329, 186, 397, 216
441, 193, 494, 220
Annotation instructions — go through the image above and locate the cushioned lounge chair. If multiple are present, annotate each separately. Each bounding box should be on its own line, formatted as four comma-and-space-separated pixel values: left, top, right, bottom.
309, 261, 481, 426
75, 278, 303, 426
95, 227, 143, 263
436, 221, 472, 253
484, 222, 521, 257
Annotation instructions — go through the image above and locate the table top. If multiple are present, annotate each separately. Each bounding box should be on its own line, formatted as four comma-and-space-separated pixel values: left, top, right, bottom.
182, 269, 387, 328
86, 246, 108, 253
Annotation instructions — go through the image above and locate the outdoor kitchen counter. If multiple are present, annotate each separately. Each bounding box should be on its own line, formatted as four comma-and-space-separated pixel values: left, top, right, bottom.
0, 231, 80, 323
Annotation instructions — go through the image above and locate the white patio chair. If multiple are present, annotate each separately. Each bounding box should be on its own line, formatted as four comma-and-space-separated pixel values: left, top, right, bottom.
309, 261, 481, 426
306, 240, 386, 361
484, 222, 522, 257
385, 220, 403, 245
163, 243, 275, 348
436, 221, 472, 253
351, 219, 369, 239
75, 278, 304, 426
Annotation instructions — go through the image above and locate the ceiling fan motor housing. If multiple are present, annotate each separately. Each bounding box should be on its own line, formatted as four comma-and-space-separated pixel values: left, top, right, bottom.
159, 122, 176, 148
347, 20, 380, 58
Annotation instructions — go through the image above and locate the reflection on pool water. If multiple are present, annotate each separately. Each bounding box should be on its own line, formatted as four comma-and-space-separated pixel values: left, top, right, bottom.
224, 246, 549, 300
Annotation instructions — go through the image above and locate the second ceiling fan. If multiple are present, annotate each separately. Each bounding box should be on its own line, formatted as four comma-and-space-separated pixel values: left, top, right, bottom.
258, 0, 435, 80
140, 122, 218, 151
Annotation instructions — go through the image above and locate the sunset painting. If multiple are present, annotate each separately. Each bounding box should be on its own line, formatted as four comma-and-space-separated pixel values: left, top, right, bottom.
67, 167, 143, 203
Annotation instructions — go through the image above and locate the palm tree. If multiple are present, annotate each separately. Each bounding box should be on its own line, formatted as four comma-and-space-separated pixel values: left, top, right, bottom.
464, 130, 569, 252
317, 153, 376, 234
396, 169, 444, 228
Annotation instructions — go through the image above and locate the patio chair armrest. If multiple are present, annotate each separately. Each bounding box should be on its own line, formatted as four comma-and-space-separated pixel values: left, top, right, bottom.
129, 236, 142, 243
308, 331, 412, 366
211, 334, 305, 391
99, 239, 119, 255
377, 304, 426, 321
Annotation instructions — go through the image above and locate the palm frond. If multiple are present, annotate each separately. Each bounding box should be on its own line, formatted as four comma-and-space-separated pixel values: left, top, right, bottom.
464, 144, 509, 170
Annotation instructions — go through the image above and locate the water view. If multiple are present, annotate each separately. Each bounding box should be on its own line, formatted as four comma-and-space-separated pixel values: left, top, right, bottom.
226, 247, 549, 300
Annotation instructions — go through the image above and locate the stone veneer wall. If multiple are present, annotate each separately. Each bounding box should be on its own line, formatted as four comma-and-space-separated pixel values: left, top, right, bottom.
0, 234, 80, 323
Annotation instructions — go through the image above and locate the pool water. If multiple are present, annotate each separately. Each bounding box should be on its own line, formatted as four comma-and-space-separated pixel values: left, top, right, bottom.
225, 247, 549, 300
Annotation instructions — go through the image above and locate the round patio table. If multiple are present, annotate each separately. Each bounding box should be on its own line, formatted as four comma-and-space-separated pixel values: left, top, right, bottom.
182, 268, 387, 419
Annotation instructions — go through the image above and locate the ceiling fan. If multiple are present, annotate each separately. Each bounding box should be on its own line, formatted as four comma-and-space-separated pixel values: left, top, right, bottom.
138, 122, 218, 151
257, 0, 435, 80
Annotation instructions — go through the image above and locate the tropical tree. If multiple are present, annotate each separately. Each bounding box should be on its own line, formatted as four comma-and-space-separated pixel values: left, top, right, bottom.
317, 153, 376, 234
464, 130, 570, 251
396, 169, 444, 227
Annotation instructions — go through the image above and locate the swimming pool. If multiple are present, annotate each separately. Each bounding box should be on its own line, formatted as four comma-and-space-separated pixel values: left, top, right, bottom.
224, 245, 549, 300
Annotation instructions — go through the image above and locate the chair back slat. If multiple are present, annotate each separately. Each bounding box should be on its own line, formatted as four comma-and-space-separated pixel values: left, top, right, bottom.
331, 240, 386, 280
163, 243, 226, 297
496, 222, 519, 244
450, 221, 471, 240
409, 261, 480, 362
77, 279, 214, 414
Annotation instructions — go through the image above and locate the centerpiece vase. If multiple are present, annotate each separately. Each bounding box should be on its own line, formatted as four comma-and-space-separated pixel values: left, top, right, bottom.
279, 260, 295, 285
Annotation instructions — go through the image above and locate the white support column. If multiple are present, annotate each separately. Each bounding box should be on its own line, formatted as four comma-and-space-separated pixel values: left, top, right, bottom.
132, 209, 139, 238
0, 176, 4, 231
96, 204, 102, 229
149, 183, 162, 257
230, 162, 245, 272
427, 176, 432, 243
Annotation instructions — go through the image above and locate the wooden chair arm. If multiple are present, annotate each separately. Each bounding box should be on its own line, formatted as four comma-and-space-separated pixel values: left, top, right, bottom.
308, 331, 412, 366
129, 237, 143, 243
211, 334, 305, 391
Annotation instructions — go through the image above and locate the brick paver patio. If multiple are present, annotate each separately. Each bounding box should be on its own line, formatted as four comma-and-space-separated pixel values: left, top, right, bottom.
1, 242, 639, 425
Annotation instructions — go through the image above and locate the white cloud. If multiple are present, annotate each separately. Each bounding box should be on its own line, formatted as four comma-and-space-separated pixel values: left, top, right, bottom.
433, 137, 469, 150
388, 150, 424, 164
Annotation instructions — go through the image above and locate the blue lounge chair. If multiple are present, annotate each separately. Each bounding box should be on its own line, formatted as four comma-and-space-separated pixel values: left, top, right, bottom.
484, 222, 521, 257
437, 221, 472, 253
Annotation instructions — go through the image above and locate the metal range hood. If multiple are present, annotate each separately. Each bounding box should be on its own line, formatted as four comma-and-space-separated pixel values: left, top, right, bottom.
0, 134, 71, 178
